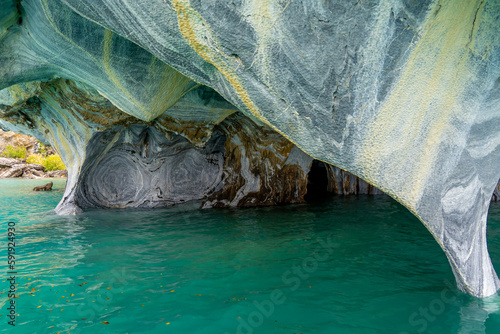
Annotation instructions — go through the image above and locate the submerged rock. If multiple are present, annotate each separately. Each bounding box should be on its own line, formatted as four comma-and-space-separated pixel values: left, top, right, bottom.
33, 181, 53, 191
0, 0, 499, 297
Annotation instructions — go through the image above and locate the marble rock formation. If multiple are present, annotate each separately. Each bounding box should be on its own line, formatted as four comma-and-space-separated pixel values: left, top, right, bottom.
0, 0, 499, 297
0, 78, 321, 214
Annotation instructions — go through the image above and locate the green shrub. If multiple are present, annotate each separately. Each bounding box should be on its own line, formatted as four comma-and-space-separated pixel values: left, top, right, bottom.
27, 153, 66, 171
43, 155, 66, 171
38, 141, 48, 155
26, 153, 45, 165
1, 145, 27, 159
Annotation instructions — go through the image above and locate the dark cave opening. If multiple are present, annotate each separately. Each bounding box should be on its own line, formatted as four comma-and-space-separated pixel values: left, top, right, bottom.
305, 160, 330, 202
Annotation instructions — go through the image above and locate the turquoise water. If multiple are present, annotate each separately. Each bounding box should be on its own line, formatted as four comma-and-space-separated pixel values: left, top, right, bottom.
1, 179, 500, 333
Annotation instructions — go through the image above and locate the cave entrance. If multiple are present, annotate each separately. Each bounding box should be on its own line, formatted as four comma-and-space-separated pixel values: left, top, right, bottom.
305, 160, 330, 202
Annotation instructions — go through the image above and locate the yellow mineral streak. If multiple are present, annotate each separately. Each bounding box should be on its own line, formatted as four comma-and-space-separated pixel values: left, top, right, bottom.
171, 0, 267, 123
4, 82, 41, 105
40, 0, 143, 116
243, 0, 285, 86
102, 28, 198, 121
40, 93, 93, 174
101, 29, 147, 114
146, 57, 199, 119
6, 85, 27, 104
171, 0, 313, 159
41, 0, 194, 122
172, 0, 491, 221
360, 0, 487, 208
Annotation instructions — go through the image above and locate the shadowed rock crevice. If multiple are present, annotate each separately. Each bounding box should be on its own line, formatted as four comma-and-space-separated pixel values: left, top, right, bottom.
305, 160, 330, 202
201, 114, 313, 208
305, 160, 385, 202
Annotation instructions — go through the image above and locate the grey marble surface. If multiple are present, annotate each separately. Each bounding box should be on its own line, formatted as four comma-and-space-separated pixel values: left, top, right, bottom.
76, 125, 225, 209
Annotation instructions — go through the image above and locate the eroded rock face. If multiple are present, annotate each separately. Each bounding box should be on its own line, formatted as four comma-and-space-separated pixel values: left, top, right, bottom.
1, 0, 499, 297
202, 114, 313, 208
0, 79, 319, 212
60, 111, 318, 211
75, 125, 225, 209
0, 129, 39, 155
0, 158, 67, 178
0, 157, 44, 178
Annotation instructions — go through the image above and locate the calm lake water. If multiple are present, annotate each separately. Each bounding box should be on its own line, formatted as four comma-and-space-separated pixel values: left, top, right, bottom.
1, 178, 500, 333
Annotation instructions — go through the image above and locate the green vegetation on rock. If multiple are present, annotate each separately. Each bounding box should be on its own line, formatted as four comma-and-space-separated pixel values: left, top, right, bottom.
1, 145, 27, 159
27, 153, 65, 171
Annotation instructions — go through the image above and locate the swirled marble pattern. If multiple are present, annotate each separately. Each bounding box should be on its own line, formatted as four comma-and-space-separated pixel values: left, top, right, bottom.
76, 126, 225, 208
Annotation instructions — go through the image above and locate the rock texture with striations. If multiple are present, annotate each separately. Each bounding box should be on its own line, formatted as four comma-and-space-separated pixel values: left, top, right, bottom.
1, 0, 500, 297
